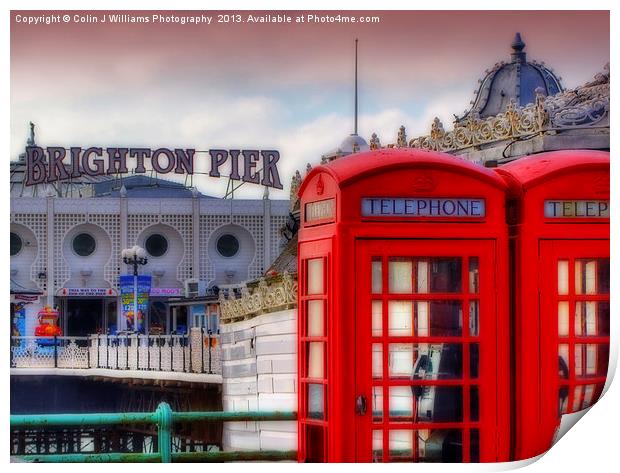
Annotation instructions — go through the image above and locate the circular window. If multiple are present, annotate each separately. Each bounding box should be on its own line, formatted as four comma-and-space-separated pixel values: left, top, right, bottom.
145, 234, 168, 257
10, 232, 23, 256
217, 234, 239, 258
72, 233, 96, 257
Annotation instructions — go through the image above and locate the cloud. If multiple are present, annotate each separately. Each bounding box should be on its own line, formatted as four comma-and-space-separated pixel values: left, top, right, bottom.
9, 85, 496, 201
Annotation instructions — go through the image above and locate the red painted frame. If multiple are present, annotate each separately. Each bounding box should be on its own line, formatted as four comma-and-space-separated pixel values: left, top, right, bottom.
298, 149, 511, 462
540, 241, 609, 419
354, 239, 498, 462
496, 150, 610, 460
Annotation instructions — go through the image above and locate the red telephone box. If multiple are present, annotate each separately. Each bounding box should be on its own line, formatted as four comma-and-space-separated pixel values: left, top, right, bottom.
297, 149, 511, 462
496, 150, 610, 460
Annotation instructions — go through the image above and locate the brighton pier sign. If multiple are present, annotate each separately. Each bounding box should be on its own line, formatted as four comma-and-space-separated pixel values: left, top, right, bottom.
24, 146, 283, 189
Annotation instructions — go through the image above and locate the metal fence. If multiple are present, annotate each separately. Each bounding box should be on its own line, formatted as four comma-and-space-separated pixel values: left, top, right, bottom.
10, 403, 297, 462
10, 329, 221, 375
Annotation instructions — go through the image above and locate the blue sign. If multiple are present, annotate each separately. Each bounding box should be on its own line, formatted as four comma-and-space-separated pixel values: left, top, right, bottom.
120, 275, 152, 333
12, 303, 26, 338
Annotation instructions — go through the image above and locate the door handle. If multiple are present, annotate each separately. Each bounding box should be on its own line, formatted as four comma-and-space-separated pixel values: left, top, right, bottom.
356, 394, 367, 416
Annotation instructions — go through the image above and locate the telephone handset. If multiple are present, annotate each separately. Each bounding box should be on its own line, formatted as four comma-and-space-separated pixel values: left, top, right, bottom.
411, 354, 431, 398
558, 356, 569, 403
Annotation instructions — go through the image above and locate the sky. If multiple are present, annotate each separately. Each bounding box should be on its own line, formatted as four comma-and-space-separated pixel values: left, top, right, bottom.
10, 10, 610, 198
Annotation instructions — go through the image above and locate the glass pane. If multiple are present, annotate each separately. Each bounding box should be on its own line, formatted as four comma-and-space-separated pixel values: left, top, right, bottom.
372, 430, 383, 463
416, 301, 430, 336
416, 260, 429, 293
575, 301, 609, 336
10, 232, 22, 256
307, 258, 324, 295
307, 342, 324, 379
389, 301, 412, 336
469, 301, 479, 336
147, 233, 169, 257
415, 387, 463, 422
388, 343, 463, 380
372, 258, 382, 294
597, 302, 610, 336
559, 344, 569, 378
372, 301, 383, 337
305, 425, 325, 462
372, 386, 383, 422
389, 257, 463, 294
470, 429, 480, 462
583, 384, 595, 409
72, 233, 96, 257
423, 344, 462, 380
470, 344, 479, 379
389, 343, 414, 378
559, 385, 568, 414
469, 257, 479, 293
390, 343, 462, 380
470, 386, 479, 422
429, 301, 462, 336
557, 260, 569, 295
572, 385, 583, 411
307, 384, 324, 420
414, 429, 463, 463
430, 258, 462, 293
373, 343, 383, 379
596, 259, 610, 294
575, 259, 609, 295
389, 386, 413, 421
307, 300, 324, 337
558, 301, 569, 337
389, 259, 412, 293
575, 343, 609, 378
389, 430, 413, 461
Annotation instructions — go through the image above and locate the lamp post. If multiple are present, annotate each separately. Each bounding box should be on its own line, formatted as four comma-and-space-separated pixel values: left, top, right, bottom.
122, 246, 148, 332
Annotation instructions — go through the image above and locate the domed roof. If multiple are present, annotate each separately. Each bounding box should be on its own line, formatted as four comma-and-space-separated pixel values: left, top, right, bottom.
339, 133, 369, 154
321, 133, 369, 164
459, 33, 563, 122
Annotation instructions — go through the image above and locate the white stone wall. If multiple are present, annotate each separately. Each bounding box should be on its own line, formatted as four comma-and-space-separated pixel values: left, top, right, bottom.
221, 309, 297, 452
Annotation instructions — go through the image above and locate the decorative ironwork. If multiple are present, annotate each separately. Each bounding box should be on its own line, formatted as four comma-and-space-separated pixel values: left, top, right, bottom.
219, 272, 298, 323
374, 65, 609, 154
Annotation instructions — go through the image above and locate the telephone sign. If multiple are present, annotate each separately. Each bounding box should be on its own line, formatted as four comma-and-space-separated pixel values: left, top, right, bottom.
361, 197, 485, 218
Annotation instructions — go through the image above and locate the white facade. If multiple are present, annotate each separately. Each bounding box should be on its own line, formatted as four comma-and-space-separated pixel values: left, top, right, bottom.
220, 309, 297, 452
10, 193, 289, 335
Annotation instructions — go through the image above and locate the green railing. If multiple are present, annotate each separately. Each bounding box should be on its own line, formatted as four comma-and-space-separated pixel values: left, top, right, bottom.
10, 402, 297, 463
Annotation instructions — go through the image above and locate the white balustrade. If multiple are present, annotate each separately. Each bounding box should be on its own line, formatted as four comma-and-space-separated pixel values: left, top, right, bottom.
10, 331, 221, 375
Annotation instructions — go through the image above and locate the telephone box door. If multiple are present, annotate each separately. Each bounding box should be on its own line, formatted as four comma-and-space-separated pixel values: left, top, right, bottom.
540, 240, 610, 430
354, 239, 502, 462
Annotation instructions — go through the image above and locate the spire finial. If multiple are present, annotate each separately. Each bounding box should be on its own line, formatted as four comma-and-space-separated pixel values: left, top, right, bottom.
354, 38, 358, 135
27, 122, 36, 146
511, 32, 526, 63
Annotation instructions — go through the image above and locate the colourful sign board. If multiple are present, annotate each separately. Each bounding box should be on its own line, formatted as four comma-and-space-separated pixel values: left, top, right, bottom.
150, 287, 182, 297
57, 287, 116, 297
120, 275, 151, 332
